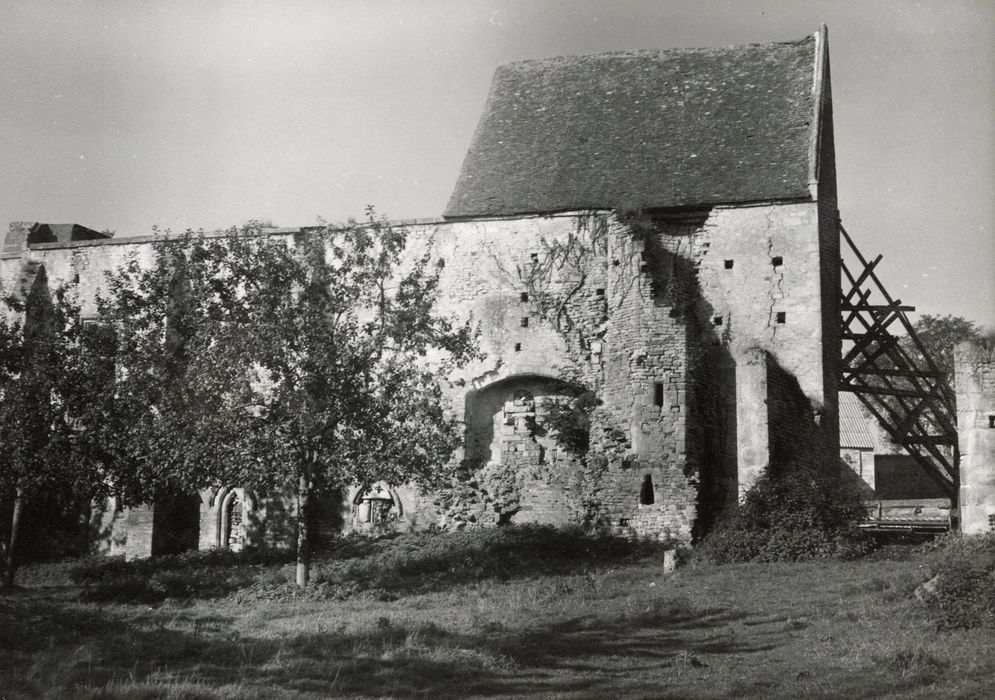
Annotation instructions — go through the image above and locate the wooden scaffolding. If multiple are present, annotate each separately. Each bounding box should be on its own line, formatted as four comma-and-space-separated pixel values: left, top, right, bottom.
840, 226, 958, 497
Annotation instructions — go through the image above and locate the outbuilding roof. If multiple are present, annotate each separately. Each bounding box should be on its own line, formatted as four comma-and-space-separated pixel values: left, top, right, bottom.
839, 391, 876, 450
445, 32, 824, 219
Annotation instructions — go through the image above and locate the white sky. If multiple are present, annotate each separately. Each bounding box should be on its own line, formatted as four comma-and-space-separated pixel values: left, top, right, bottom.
1, 0, 992, 326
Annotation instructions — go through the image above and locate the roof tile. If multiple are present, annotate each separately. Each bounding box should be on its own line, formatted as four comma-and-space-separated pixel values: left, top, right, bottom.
445, 35, 818, 218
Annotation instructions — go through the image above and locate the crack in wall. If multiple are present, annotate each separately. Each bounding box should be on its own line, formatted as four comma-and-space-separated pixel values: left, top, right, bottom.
764, 207, 786, 342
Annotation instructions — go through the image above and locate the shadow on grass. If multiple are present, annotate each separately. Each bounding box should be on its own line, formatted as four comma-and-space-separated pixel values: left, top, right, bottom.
2, 584, 976, 699
0, 591, 756, 699
57, 526, 676, 604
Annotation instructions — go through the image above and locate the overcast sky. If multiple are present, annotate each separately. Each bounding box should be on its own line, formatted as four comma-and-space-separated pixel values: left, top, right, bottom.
1, 0, 992, 326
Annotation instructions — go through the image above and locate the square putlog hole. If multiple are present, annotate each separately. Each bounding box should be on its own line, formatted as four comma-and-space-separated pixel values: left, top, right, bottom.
723, 259, 734, 269
775, 312, 787, 324
771, 255, 784, 267
654, 382, 665, 407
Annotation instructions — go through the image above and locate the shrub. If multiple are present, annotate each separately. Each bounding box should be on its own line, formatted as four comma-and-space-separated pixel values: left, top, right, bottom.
698, 458, 872, 563
541, 390, 599, 454
916, 533, 995, 629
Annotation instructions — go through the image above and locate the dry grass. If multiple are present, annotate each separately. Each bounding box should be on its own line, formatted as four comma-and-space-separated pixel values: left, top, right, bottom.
2, 533, 994, 699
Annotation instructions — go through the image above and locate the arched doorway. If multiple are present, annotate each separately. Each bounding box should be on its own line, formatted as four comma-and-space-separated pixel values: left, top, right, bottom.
463, 374, 588, 525
352, 483, 403, 529
222, 490, 244, 551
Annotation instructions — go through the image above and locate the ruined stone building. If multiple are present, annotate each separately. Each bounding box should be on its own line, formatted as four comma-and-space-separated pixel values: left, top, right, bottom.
2, 28, 991, 557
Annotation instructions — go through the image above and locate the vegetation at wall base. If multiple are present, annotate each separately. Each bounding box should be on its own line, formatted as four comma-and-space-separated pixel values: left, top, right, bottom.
697, 458, 873, 563
26, 526, 672, 604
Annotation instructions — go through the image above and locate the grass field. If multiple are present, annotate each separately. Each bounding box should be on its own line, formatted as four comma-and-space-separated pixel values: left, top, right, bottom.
1, 529, 993, 699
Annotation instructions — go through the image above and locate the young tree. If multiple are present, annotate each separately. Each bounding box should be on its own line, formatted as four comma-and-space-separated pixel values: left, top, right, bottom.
0, 269, 103, 586
99, 213, 477, 585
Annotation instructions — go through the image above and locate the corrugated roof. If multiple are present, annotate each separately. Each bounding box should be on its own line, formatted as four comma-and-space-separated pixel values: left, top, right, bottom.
445, 34, 820, 218
839, 391, 876, 449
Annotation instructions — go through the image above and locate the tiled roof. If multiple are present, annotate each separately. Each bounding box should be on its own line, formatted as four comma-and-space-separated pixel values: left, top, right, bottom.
445, 34, 820, 218
839, 391, 876, 450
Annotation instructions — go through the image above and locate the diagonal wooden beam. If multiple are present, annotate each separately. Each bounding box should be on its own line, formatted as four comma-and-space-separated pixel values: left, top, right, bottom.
840, 225, 960, 499
843, 254, 883, 304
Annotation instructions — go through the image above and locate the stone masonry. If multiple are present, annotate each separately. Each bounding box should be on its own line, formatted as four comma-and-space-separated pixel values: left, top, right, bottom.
0, 29, 847, 552
954, 341, 995, 534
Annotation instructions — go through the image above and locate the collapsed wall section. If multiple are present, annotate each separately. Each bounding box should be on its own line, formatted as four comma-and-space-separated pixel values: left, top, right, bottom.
415, 213, 699, 540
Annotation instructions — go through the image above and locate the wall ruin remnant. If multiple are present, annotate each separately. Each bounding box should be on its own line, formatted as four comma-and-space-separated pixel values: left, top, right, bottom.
955, 341, 995, 534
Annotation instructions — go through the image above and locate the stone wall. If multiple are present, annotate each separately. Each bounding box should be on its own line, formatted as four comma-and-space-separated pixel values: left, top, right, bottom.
2, 201, 838, 549
954, 341, 995, 534
815, 31, 842, 476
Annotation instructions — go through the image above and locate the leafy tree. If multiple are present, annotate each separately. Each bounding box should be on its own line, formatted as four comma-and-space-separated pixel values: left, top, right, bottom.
97, 212, 478, 585
0, 269, 106, 586
903, 314, 993, 385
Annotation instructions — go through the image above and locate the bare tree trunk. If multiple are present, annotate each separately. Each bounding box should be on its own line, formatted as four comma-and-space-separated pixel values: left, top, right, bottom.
3, 486, 25, 588
295, 469, 311, 588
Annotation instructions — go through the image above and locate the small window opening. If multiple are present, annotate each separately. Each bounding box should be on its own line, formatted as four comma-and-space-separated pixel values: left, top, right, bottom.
520, 292, 529, 302
989, 415, 995, 428
771, 255, 783, 267
520, 317, 529, 328
595, 288, 605, 297
723, 259, 734, 270
514, 342, 522, 352
775, 312, 786, 324
712, 316, 723, 326
639, 474, 655, 505
654, 382, 664, 407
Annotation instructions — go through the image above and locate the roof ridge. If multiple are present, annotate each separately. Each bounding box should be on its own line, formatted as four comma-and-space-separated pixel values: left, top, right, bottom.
497, 34, 816, 70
